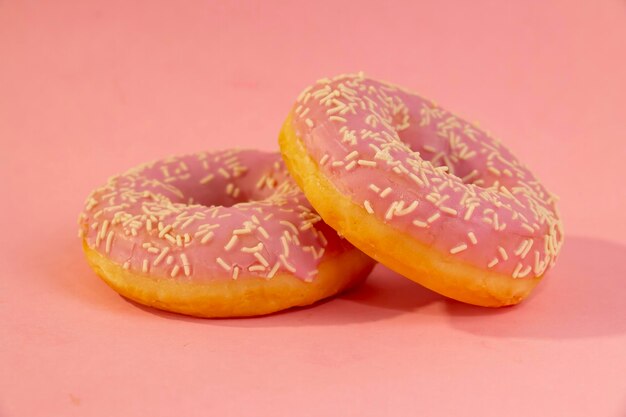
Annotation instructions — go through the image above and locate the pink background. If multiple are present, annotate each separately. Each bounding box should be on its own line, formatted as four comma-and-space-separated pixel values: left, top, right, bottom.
1, 0, 625, 416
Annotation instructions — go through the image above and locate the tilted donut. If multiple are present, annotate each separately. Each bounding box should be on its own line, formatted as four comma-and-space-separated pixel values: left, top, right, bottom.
279, 73, 564, 307
78, 150, 375, 317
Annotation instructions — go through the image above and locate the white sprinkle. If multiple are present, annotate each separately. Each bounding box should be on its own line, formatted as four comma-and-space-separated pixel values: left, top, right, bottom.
345, 150, 359, 160
427, 212, 441, 223
464, 204, 477, 221
224, 235, 239, 251
249, 265, 266, 273
363, 200, 374, 214
521, 239, 534, 259
331, 161, 344, 167
147, 247, 160, 254
396, 201, 419, 217
450, 243, 468, 254
357, 159, 377, 167
123, 262, 130, 270
158, 224, 172, 238
385, 201, 398, 220
408, 173, 425, 186
461, 170, 479, 183
100, 220, 109, 239
380, 187, 392, 198
279, 220, 299, 235
368, 184, 381, 193
218, 168, 230, 179
467, 232, 478, 245
487, 258, 499, 268
232, 266, 240, 280
413, 219, 428, 228
166, 255, 174, 265
440, 206, 458, 216
279, 254, 296, 273
318, 231, 328, 246
319, 154, 330, 165
254, 252, 270, 268
498, 246, 509, 261
345, 160, 357, 171
257, 226, 270, 239
201, 231, 215, 244
142, 259, 149, 273
280, 236, 290, 257
170, 265, 180, 278
514, 239, 529, 256
241, 243, 264, 253
305, 118, 314, 127
146, 219, 153, 232
199, 174, 214, 184
105, 231, 114, 254
153, 247, 170, 266
216, 257, 231, 271
426, 194, 439, 204
512, 263, 523, 278
329, 116, 347, 123
267, 262, 281, 279
517, 265, 532, 278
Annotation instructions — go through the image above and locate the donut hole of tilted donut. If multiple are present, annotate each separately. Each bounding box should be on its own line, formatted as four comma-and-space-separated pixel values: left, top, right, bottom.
127, 150, 290, 209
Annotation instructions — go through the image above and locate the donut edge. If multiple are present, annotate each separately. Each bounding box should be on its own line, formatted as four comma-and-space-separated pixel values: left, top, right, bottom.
83, 241, 375, 318
279, 113, 542, 307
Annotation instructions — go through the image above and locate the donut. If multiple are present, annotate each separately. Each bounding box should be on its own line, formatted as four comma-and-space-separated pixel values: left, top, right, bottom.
77, 150, 375, 317
279, 73, 564, 307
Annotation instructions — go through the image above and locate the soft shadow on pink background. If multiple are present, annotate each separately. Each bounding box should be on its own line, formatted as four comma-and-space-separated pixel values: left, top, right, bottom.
1, 1, 625, 416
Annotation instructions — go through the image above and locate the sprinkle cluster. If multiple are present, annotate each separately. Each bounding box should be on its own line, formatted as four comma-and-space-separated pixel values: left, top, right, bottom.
291, 73, 564, 278
78, 150, 343, 281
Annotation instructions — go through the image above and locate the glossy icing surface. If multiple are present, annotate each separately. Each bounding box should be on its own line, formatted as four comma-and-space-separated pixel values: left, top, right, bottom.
78, 150, 352, 281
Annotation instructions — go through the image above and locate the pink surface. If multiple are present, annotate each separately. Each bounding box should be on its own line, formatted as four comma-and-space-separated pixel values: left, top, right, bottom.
1, 1, 625, 416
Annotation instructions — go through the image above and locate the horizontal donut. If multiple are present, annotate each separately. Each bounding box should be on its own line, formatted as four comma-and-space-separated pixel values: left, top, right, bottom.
78, 150, 375, 317
279, 73, 564, 307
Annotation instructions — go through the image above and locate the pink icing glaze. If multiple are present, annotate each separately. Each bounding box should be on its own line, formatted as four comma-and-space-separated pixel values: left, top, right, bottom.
290, 73, 564, 279
78, 150, 354, 282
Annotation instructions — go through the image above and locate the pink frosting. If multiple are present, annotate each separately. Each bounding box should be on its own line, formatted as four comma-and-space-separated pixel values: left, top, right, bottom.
290, 73, 564, 279
78, 150, 354, 282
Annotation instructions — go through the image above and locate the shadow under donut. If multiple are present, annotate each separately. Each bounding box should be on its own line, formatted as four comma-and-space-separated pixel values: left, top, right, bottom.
442, 236, 626, 339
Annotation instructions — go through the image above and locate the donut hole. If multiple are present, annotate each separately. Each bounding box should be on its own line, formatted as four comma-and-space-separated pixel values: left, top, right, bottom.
396, 125, 503, 190
133, 151, 291, 210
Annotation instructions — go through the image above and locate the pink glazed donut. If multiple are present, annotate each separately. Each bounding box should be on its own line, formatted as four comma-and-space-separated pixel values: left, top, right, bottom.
78, 150, 374, 317
279, 73, 564, 307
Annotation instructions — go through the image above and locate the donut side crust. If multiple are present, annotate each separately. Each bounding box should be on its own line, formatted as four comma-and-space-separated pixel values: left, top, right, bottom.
83, 241, 374, 318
